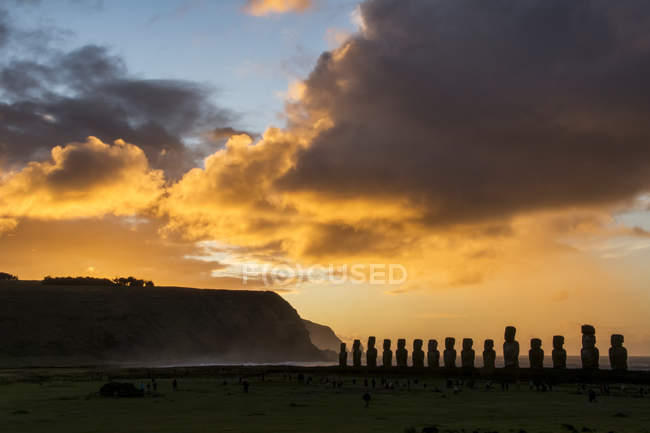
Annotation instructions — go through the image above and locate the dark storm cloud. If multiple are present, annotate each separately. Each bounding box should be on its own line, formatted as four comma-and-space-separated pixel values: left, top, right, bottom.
279, 0, 650, 225
0, 12, 237, 178
211, 127, 256, 141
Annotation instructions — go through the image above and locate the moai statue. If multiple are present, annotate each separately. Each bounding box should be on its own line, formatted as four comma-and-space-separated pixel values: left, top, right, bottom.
503, 326, 520, 368
352, 339, 363, 367
339, 343, 347, 367
367, 337, 378, 368
443, 337, 457, 368
412, 339, 425, 368
529, 338, 544, 369
382, 339, 393, 368
427, 339, 440, 368
581, 324, 599, 370
552, 335, 567, 369
609, 334, 628, 371
482, 339, 496, 370
396, 339, 408, 367
461, 338, 475, 368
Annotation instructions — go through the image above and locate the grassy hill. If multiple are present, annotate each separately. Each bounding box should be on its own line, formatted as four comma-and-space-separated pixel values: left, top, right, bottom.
0, 281, 329, 367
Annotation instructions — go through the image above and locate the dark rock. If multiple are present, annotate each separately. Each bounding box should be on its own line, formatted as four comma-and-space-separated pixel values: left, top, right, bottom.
99, 382, 144, 398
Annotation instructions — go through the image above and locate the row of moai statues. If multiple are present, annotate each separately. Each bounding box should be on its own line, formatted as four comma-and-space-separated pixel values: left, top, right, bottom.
338, 325, 628, 370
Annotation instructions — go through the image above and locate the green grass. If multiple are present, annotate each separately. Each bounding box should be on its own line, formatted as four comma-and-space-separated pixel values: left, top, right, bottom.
1, 374, 649, 433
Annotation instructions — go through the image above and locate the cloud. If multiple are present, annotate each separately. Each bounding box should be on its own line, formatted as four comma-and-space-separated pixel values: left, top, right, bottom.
0, 12, 240, 179
277, 0, 650, 227
0, 137, 164, 221
244, 0, 312, 16
158, 0, 650, 291
210, 127, 256, 141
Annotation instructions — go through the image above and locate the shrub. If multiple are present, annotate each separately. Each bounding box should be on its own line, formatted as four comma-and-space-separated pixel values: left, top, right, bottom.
42, 276, 114, 286
113, 277, 154, 288
0, 272, 18, 281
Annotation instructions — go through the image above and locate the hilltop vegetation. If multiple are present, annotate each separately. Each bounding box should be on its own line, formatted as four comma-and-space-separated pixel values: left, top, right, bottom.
42, 276, 154, 287
0, 272, 18, 281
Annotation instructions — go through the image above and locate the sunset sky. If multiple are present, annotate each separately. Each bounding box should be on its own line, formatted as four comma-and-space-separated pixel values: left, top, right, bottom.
1, 0, 650, 355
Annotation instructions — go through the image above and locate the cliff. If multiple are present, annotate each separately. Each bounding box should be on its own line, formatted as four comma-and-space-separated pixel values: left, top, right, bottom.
0, 281, 329, 367
302, 319, 343, 352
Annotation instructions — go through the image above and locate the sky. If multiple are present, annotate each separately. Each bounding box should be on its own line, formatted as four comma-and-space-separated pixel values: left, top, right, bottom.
1, 0, 650, 355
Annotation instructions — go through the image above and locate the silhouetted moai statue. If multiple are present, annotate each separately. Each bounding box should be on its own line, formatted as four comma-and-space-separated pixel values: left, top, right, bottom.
581, 324, 599, 370
352, 339, 363, 367
382, 339, 393, 368
503, 326, 520, 368
461, 338, 475, 368
529, 338, 544, 369
482, 339, 496, 370
367, 337, 378, 368
396, 339, 408, 367
552, 335, 566, 369
339, 343, 347, 367
412, 339, 425, 368
427, 339, 440, 368
443, 337, 457, 368
609, 334, 628, 371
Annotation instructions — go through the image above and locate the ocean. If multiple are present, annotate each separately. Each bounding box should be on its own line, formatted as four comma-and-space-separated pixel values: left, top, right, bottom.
157, 356, 650, 370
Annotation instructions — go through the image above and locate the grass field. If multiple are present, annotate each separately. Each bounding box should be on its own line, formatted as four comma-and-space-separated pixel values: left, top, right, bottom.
1, 372, 649, 433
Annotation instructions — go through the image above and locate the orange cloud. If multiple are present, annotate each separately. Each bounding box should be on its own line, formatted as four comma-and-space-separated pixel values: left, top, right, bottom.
0, 137, 164, 222
244, 0, 312, 16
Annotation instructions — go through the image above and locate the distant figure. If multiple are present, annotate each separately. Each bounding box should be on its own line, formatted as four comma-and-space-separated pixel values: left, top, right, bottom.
581, 325, 599, 370
529, 338, 544, 369
172, 379, 178, 391
352, 340, 363, 367
443, 337, 457, 368
339, 343, 348, 367
412, 339, 425, 368
367, 336, 378, 368
552, 335, 567, 369
427, 339, 440, 368
483, 339, 496, 370
609, 334, 628, 371
461, 338, 475, 369
588, 389, 597, 402
503, 326, 520, 368
152, 379, 157, 392
396, 339, 408, 367
371, 378, 376, 389
382, 339, 393, 368
243, 380, 250, 393
362, 391, 371, 408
